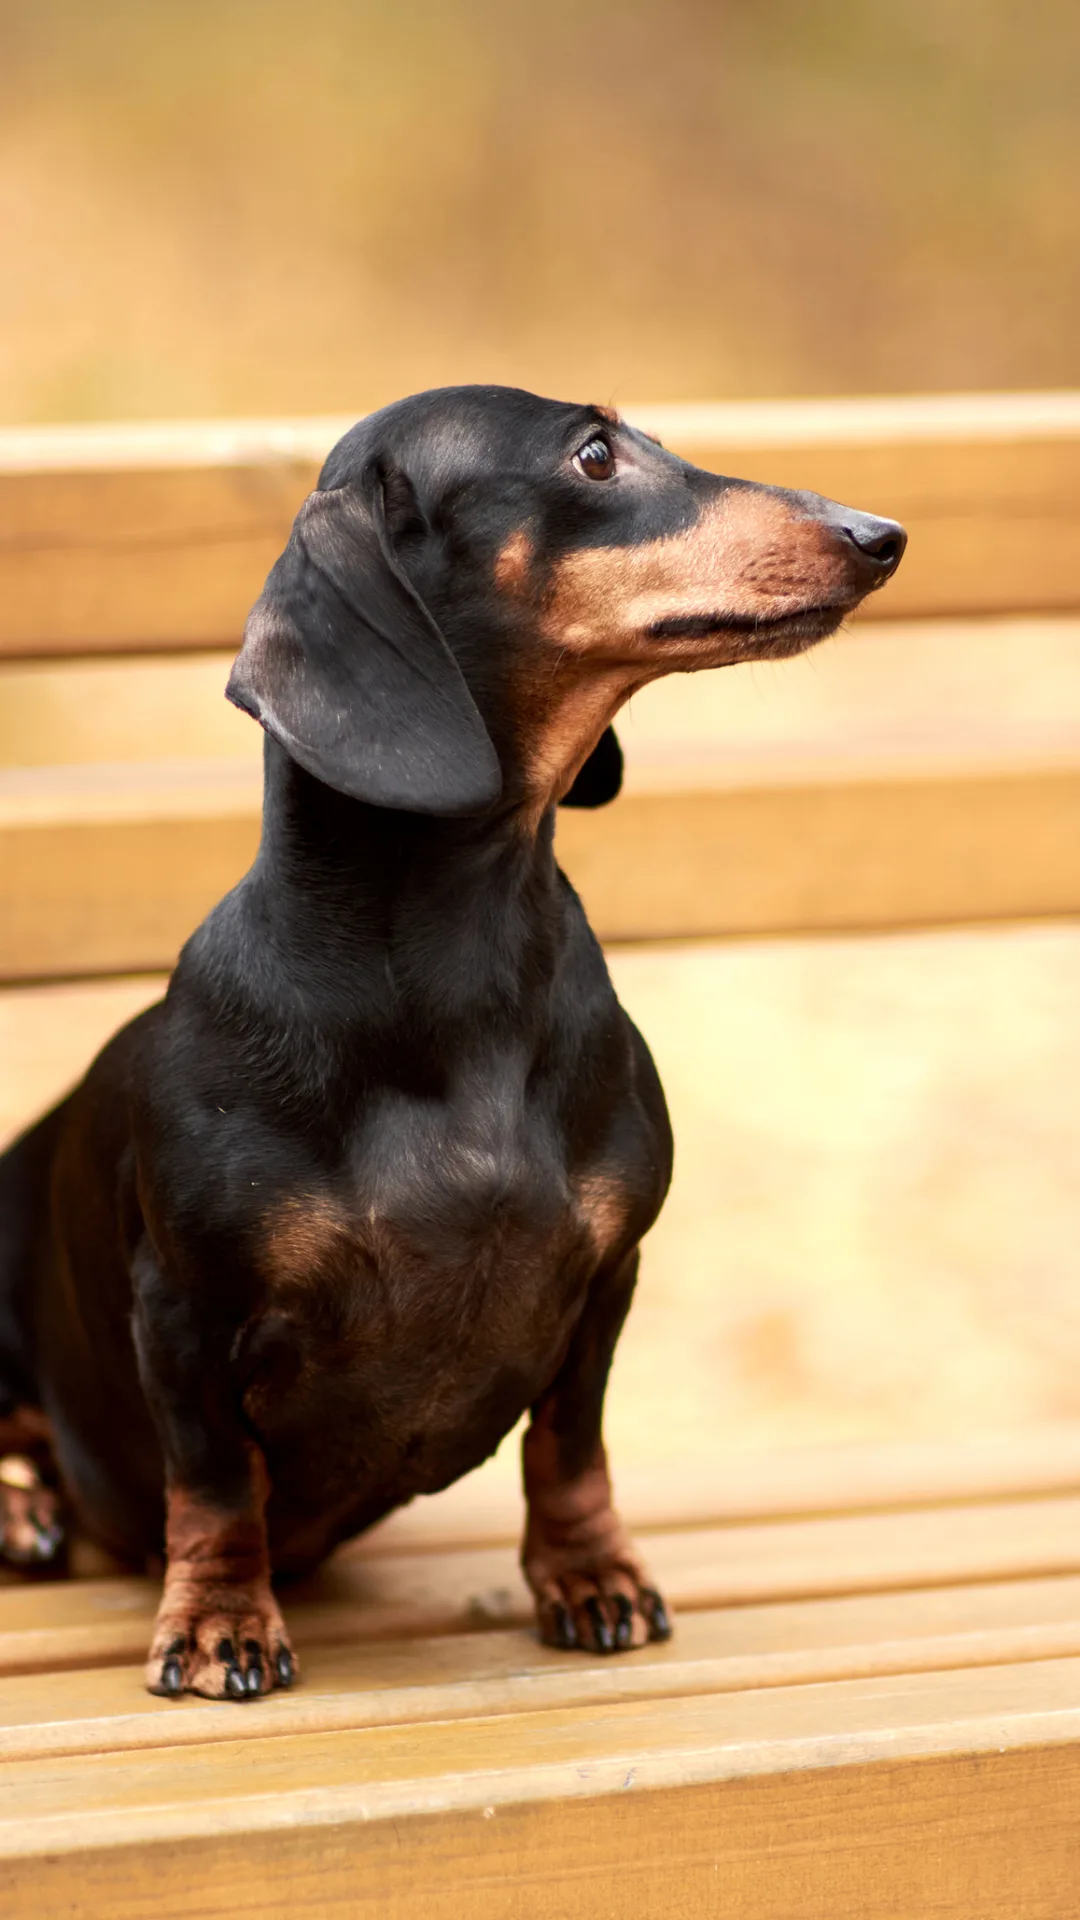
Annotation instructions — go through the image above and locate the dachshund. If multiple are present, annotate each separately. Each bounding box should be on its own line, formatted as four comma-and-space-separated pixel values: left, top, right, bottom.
0, 385, 905, 1698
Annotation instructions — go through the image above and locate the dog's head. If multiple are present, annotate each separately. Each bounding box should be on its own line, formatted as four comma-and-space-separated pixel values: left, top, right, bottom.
228, 385, 905, 819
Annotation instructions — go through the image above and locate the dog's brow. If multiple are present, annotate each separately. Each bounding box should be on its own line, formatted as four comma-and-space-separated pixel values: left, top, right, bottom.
592, 404, 621, 427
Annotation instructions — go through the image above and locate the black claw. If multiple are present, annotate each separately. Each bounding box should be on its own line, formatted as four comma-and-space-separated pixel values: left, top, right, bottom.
550, 1602, 577, 1649
216, 1636, 236, 1664
225, 1664, 248, 1700
245, 1663, 263, 1695
640, 1588, 672, 1641
585, 1595, 614, 1654
614, 1593, 635, 1649
275, 1647, 294, 1688
161, 1659, 184, 1697
32, 1520, 64, 1561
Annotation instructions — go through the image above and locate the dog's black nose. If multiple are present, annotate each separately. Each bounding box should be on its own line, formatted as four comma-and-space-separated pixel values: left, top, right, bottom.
838, 512, 907, 583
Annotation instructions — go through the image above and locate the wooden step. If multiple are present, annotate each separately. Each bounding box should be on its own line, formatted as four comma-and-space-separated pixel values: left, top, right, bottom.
3, 394, 1080, 656
7, 1578, 1080, 1764
8, 1490, 1080, 1679
3, 1455, 1080, 1917
3, 616, 1079, 976
4, 1657, 1079, 1919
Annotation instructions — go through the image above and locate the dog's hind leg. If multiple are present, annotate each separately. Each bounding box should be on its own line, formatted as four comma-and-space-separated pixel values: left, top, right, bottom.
0, 1105, 69, 1570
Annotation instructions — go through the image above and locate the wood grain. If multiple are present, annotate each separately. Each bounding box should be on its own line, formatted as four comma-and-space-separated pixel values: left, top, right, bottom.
3, 1659, 1080, 1920
2, 395, 1079, 655
3, 615, 1078, 975
7, 1493, 1080, 1676
3, 740, 1078, 978
4, 1577, 1080, 1763
14, 1744, 1080, 1920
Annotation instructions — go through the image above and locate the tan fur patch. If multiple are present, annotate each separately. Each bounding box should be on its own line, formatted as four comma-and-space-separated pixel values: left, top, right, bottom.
493, 528, 534, 594
263, 1194, 355, 1285
575, 1172, 631, 1263
517, 666, 636, 827
512, 486, 851, 824
146, 1451, 295, 1698
540, 489, 841, 659
521, 1403, 664, 1650
164, 1474, 269, 1584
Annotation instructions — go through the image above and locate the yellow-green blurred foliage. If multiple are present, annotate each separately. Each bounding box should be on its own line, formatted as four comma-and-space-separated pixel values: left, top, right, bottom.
2, 0, 1078, 422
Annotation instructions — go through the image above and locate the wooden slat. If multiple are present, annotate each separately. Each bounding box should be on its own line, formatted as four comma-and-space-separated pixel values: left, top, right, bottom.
561, 762, 1080, 941
8, 1494, 1080, 1678
2, 751, 1077, 979
2, 394, 1079, 656
3, 1660, 1080, 1918
6, 616, 1080, 774
4, 1743, 1074, 1920
4, 620, 1080, 976
3, 1654, 1078, 1840
6, 1578, 1080, 1764
355, 1425, 1080, 1553
0, 786, 260, 978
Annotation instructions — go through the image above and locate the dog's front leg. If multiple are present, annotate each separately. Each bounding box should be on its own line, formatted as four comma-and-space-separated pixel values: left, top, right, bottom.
131, 1241, 295, 1701
521, 1249, 672, 1655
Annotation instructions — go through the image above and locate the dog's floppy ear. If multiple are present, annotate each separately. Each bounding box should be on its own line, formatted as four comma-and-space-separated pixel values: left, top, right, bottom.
559, 726, 623, 808
227, 474, 502, 815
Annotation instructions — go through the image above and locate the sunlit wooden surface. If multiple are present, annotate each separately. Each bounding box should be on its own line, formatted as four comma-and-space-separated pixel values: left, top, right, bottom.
2, 398, 1080, 1912
6, 1439, 1080, 1915
3, 615, 1080, 975
2, 396, 1080, 654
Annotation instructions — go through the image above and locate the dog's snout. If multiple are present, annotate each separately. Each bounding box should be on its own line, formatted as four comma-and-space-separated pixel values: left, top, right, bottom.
837, 512, 907, 584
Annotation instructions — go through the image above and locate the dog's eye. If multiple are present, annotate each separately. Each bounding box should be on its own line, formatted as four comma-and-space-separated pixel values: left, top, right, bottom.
573, 435, 616, 482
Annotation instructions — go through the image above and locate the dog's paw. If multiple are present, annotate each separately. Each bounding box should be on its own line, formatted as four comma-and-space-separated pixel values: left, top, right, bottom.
146, 1582, 296, 1701
529, 1556, 672, 1654
526, 1559, 668, 1651
0, 1454, 65, 1571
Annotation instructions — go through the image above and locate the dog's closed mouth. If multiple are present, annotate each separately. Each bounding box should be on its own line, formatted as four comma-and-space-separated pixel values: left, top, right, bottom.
646, 604, 847, 642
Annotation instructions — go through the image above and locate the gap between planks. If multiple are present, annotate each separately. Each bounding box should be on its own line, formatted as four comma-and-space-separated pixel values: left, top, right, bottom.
5, 1655, 1080, 1862
3, 1577, 1080, 1763
6, 1492, 1080, 1677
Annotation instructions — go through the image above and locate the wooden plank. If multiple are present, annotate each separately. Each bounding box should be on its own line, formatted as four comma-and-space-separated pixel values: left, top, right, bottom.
6, 1744, 1072, 1920
561, 762, 1080, 940
0, 652, 253, 768
357, 1425, 1080, 1554
2, 1659, 1080, 1919
14, 1654, 1080, 1840
6, 1577, 1080, 1764
6, 616, 1080, 774
2, 617, 1077, 975
2, 750, 1077, 979
0, 782, 260, 978
8, 1493, 1080, 1678
2, 394, 1079, 656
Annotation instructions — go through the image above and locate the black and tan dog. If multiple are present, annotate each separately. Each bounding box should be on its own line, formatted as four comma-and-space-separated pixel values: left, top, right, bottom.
0, 386, 905, 1698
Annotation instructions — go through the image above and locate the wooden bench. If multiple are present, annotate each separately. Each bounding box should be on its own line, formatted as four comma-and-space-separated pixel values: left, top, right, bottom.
7, 1431, 1080, 1913
2, 396, 1080, 1915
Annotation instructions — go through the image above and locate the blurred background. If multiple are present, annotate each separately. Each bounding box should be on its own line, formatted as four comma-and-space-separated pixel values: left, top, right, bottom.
2, 0, 1079, 1468
2, 0, 1079, 424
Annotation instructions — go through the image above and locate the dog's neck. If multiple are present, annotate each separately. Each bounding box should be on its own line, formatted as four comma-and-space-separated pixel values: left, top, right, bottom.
227, 740, 570, 1039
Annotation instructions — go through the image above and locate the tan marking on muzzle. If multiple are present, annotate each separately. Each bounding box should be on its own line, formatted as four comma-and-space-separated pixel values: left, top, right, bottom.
542, 488, 843, 658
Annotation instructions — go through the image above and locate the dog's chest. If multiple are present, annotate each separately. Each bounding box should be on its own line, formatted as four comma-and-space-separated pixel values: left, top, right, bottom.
247, 1072, 624, 1466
